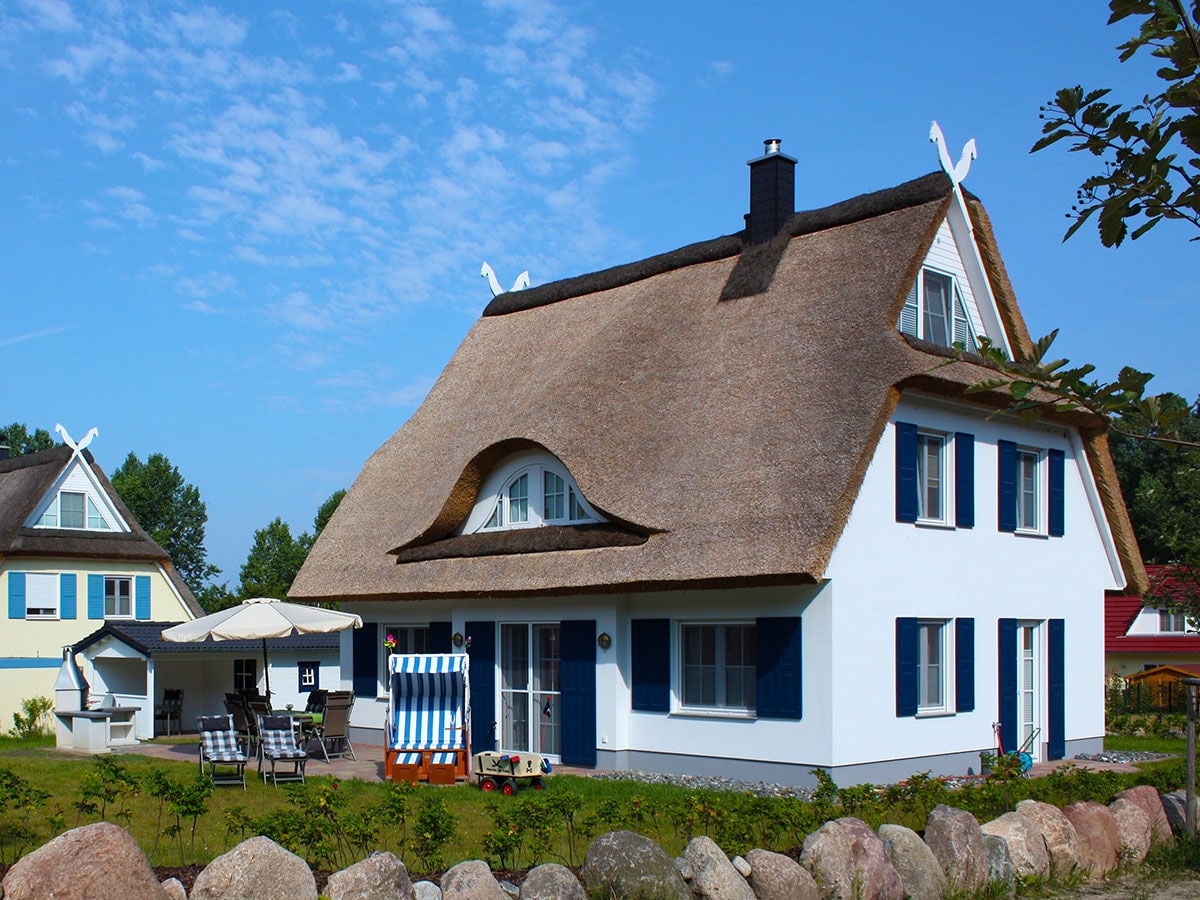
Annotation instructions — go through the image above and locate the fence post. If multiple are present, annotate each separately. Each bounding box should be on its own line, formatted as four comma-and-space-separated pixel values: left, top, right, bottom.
1182, 677, 1200, 838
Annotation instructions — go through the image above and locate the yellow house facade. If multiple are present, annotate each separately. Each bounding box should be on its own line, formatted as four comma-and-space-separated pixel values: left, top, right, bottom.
0, 440, 201, 729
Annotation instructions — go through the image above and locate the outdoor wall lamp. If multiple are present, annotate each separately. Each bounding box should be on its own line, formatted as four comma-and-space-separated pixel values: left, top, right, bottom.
597, 632, 612, 650
452, 632, 464, 647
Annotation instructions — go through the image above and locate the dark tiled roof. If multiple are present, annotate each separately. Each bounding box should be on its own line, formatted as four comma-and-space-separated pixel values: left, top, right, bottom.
73, 620, 341, 656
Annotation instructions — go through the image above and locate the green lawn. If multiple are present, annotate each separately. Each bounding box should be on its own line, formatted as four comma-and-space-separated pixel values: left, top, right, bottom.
1104, 733, 1187, 755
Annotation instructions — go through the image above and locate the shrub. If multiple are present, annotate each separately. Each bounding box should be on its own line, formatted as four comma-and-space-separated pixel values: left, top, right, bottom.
10, 696, 54, 739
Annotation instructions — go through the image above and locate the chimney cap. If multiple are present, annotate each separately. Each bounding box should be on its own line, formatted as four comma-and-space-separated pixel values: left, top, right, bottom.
747, 138, 797, 166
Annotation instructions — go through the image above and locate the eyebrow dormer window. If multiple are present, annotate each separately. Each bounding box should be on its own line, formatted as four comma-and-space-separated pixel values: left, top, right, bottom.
899, 268, 978, 352
464, 450, 602, 534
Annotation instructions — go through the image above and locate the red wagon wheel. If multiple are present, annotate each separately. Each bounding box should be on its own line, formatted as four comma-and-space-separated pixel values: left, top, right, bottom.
480, 777, 497, 792
501, 780, 516, 796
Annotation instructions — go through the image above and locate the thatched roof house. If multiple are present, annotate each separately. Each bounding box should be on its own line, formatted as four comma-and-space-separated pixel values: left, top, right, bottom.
294, 136, 1144, 786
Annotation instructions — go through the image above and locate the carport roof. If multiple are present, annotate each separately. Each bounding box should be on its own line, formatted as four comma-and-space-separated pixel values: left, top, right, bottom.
73, 620, 341, 656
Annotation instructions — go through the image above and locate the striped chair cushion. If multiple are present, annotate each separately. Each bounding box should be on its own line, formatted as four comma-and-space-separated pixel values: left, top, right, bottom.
430, 752, 457, 766
198, 716, 247, 763
260, 716, 307, 759
395, 752, 422, 765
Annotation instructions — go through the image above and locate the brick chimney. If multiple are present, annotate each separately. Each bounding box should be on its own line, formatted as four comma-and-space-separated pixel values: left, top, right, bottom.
746, 138, 796, 244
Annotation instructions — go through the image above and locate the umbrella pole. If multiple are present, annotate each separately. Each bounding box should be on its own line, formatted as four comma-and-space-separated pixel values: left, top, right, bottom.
262, 638, 272, 706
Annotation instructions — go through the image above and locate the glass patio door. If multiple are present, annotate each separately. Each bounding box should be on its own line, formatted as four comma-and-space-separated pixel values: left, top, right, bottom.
500, 623, 561, 757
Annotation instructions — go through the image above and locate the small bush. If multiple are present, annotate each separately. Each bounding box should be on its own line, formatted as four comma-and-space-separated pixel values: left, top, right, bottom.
10, 696, 54, 739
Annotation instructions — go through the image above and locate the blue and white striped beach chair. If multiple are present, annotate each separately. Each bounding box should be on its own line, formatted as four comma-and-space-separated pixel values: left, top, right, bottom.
385, 653, 471, 784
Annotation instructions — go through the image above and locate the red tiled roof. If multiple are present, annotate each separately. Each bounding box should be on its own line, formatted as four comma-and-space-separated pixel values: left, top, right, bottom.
1106, 564, 1200, 655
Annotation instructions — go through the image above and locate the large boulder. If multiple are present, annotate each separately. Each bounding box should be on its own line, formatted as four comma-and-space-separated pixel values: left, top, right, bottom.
1014, 800, 1084, 879
518, 863, 586, 900
878, 823, 947, 900
413, 883, 442, 900
440, 860, 508, 900
800, 816, 903, 900
1108, 797, 1152, 865
922, 804, 987, 893
684, 836, 755, 900
581, 831, 691, 900
1114, 786, 1173, 846
743, 849, 820, 900
1, 822, 169, 900
326, 851, 416, 900
191, 836, 317, 900
1062, 801, 1121, 876
981, 834, 1016, 897
980, 812, 1050, 879
1159, 790, 1196, 841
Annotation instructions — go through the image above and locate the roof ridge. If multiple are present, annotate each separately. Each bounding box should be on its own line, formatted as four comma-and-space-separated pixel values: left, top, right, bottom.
483, 170, 953, 317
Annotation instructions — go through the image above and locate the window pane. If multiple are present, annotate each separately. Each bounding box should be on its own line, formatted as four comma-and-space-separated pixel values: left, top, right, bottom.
534, 624, 560, 693
87, 497, 109, 529
485, 503, 503, 528
60, 492, 85, 528
104, 577, 131, 617
919, 622, 944, 708
1018, 452, 1038, 530
682, 625, 717, 706
502, 624, 529, 691
544, 471, 565, 520
569, 488, 588, 521
917, 435, 943, 520
922, 272, 951, 346
508, 474, 529, 523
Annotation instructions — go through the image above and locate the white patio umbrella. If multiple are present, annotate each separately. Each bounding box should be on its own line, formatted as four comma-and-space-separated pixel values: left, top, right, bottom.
161, 597, 363, 703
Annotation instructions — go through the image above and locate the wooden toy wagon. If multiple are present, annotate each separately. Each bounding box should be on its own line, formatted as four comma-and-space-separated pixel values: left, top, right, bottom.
473, 750, 551, 794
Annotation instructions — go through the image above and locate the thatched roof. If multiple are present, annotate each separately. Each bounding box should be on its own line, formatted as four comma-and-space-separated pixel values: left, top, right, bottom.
292, 171, 1146, 601
0, 446, 203, 616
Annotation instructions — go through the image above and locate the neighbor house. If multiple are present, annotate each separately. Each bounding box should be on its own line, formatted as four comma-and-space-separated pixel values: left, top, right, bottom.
1106, 564, 1200, 677
0, 437, 202, 730
291, 134, 1146, 785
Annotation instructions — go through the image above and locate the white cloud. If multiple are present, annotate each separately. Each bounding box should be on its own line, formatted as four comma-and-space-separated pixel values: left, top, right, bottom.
17, 0, 79, 32
271, 292, 334, 332
170, 8, 247, 49
177, 271, 238, 299
332, 62, 361, 82
0, 323, 74, 348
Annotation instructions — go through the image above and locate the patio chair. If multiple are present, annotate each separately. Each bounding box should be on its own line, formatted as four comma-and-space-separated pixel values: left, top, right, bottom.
308, 690, 355, 762
197, 715, 247, 789
244, 696, 272, 763
224, 694, 256, 756
303, 689, 328, 720
154, 688, 183, 736
258, 715, 308, 785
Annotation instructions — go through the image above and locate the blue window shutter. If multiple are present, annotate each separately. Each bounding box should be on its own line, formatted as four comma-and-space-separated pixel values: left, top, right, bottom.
895, 617, 918, 717
895, 422, 919, 523
60, 574, 77, 619
997, 618, 1018, 753
428, 621, 452, 653
756, 616, 802, 720
87, 574, 105, 619
997, 441, 1017, 532
955, 617, 975, 712
560, 620, 597, 767
8, 572, 26, 620
631, 619, 670, 712
466, 621, 496, 753
1048, 618, 1066, 760
1048, 449, 1066, 537
134, 575, 151, 620
352, 622, 378, 697
955, 432, 975, 528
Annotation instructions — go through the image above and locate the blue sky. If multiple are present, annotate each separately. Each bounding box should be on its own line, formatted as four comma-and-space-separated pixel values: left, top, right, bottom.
4, 1, 1196, 586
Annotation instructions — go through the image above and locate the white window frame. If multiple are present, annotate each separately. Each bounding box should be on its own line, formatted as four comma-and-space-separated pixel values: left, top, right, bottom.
25, 572, 60, 620
899, 267, 979, 351
676, 621, 756, 716
104, 575, 133, 619
1015, 447, 1045, 535
37, 489, 115, 531
916, 431, 951, 525
917, 619, 954, 715
1159, 609, 1188, 633
462, 450, 603, 534
298, 661, 319, 690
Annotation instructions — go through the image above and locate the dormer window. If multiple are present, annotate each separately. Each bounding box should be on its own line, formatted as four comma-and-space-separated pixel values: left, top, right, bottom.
899, 268, 978, 352
37, 490, 113, 530
463, 450, 602, 534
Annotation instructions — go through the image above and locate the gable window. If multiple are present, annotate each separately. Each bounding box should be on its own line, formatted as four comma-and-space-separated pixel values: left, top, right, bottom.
680, 622, 756, 712
37, 490, 113, 531
104, 576, 132, 618
464, 450, 602, 534
898, 268, 978, 351
25, 573, 60, 619
1160, 609, 1188, 633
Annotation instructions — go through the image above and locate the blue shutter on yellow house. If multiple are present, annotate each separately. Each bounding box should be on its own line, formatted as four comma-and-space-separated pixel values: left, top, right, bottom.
60, 574, 77, 619
87, 574, 105, 619
8, 572, 25, 620
135, 576, 151, 619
